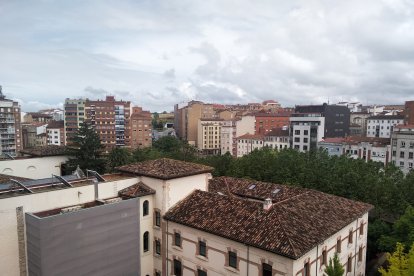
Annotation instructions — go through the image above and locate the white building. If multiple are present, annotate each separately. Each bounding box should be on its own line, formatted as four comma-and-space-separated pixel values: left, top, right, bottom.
220, 120, 235, 155
164, 176, 372, 276
264, 128, 290, 150
290, 113, 325, 152
391, 124, 414, 174
46, 120, 65, 146
236, 133, 264, 157
318, 137, 391, 166
366, 115, 404, 138
337, 101, 362, 113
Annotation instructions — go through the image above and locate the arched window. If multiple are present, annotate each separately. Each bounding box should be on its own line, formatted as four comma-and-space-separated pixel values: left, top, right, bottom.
143, 200, 149, 216
143, 231, 149, 252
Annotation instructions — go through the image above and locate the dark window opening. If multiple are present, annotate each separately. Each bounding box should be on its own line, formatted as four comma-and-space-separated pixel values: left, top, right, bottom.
262, 263, 272, 276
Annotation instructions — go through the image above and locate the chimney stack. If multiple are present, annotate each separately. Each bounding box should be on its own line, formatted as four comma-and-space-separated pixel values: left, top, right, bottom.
263, 198, 272, 210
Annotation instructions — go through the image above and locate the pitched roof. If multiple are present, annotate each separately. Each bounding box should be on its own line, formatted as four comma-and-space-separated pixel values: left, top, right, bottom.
118, 181, 155, 198
165, 177, 373, 260
236, 133, 264, 140
46, 120, 64, 129
265, 128, 289, 137
116, 158, 214, 180
0, 174, 30, 184
20, 145, 68, 157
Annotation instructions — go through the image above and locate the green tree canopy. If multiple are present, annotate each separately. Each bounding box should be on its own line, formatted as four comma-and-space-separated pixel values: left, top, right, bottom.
379, 242, 414, 276
107, 147, 132, 172
324, 253, 344, 276
65, 122, 106, 173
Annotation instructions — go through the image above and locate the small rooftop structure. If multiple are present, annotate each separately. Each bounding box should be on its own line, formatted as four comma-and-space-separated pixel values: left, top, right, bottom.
116, 158, 214, 180
118, 181, 156, 198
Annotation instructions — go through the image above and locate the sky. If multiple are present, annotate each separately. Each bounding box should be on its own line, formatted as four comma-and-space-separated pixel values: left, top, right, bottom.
0, 0, 413, 112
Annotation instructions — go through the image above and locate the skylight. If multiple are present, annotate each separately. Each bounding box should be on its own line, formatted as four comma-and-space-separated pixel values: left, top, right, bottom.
248, 184, 256, 190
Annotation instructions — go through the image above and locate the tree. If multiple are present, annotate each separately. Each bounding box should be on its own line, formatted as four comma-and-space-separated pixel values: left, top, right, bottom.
107, 147, 132, 172
324, 253, 345, 276
65, 122, 106, 173
379, 242, 414, 276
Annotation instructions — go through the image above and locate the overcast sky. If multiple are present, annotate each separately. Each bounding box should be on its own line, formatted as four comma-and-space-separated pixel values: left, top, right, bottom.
1, 0, 413, 112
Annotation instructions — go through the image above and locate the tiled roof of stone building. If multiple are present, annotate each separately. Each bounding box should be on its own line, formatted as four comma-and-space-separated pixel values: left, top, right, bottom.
116, 158, 214, 180
164, 177, 373, 260
20, 145, 68, 157
118, 181, 156, 198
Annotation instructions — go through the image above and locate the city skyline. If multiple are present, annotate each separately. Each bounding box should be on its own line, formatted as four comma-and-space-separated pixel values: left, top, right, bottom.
1, 0, 414, 112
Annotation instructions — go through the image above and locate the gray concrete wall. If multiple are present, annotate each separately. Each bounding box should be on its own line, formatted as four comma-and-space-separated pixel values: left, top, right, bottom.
26, 198, 140, 276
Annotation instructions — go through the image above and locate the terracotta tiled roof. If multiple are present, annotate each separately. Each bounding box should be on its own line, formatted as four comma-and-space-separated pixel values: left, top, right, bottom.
116, 158, 214, 180
118, 181, 155, 198
236, 133, 264, 140
165, 177, 373, 259
20, 145, 68, 157
47, 120, 64, 129
265, 128, 289, 137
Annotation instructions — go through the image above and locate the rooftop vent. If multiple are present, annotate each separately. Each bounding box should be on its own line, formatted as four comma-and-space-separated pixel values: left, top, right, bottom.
263, 198, 272, 210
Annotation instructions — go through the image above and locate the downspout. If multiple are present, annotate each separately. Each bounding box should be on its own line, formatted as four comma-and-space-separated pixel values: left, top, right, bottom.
316, 244, 318, 276
166, 220, 169, 276
246, 244, 250, 276
354, 218, 359, 276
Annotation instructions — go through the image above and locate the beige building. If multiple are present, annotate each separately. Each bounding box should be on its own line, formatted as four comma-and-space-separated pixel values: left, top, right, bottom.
264, 128, 290, 150
174, 101, 215, 146
64, 98, 86, 144
0, 87, 22, 157
197, 119, 223, 155
130, 107, 152, 148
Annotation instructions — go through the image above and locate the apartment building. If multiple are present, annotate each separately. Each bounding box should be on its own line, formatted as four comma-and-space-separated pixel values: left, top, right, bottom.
391, 124, 414, 174
236, 133, 264, 157
164, 176, 372, 276
46, 120, 65, 146
130, 107, 152, 149
290, 104, 350, 152
366, 115, 404, 138
318, 137, 391, 166
64, 98, 86, 144
220, 120, 235, 155
21, 123, 48, 149
174, 101, 215, 146
0, 88, 22, 157
264, 128, 290, 150
405, 101, 414, 125
254, 111, 291, 135
197, 119, 223, 155
350, 112, 370, 137
23, 113, 52, 124
85, 96, 131, 148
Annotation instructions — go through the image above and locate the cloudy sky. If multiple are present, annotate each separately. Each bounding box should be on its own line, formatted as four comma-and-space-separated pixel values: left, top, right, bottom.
0, 0, 413, 112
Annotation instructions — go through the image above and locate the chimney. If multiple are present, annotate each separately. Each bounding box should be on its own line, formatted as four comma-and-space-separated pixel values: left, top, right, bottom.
263, 198, 272, 210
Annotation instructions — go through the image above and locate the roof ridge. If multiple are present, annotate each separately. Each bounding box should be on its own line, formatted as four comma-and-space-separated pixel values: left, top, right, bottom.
273, 208, 300, 258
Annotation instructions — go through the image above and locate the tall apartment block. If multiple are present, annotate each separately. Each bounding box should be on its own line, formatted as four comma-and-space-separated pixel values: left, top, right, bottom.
174, 101, 215, 146
85, 96, 131, 148
130, 107, 152, 148
290, 104, 350, 152
0, 86, 22, 157
405, 100, 414, 125
197, 118, 223, 155
391, 124, 414, 174
64, 98, 86, 144
366, 115, 404, 138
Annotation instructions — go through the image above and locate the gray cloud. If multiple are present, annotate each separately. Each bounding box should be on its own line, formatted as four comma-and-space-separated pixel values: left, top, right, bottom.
0, 0, 413, 112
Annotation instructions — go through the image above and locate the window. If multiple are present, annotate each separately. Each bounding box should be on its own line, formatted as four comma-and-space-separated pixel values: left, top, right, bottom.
321, 249, 327, 266
303, 138, 308, 143
401, 141, 406, 148
409, 152, 413, 159
174, 259, 182, 276
155, 240, 161, 255
143, 200, 149, 216
262, 263, 272, 276
155, 211, 161, 227
358, 247, 363, 262
360, 222, 364, 235
347, 256, 352, 273
199, 241, 207, 257
228, 251, 237, 269
197, 269, 207, 276
348, 230, 353, 244
294, 137, 300, 142
174, 232, 181, 247
392, 150, 396, 157
304, 130, 309, 135
337, 238, 342, 253
400, 151, 405, 158
143, 231, 149, 252
295, 130, 300, 135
